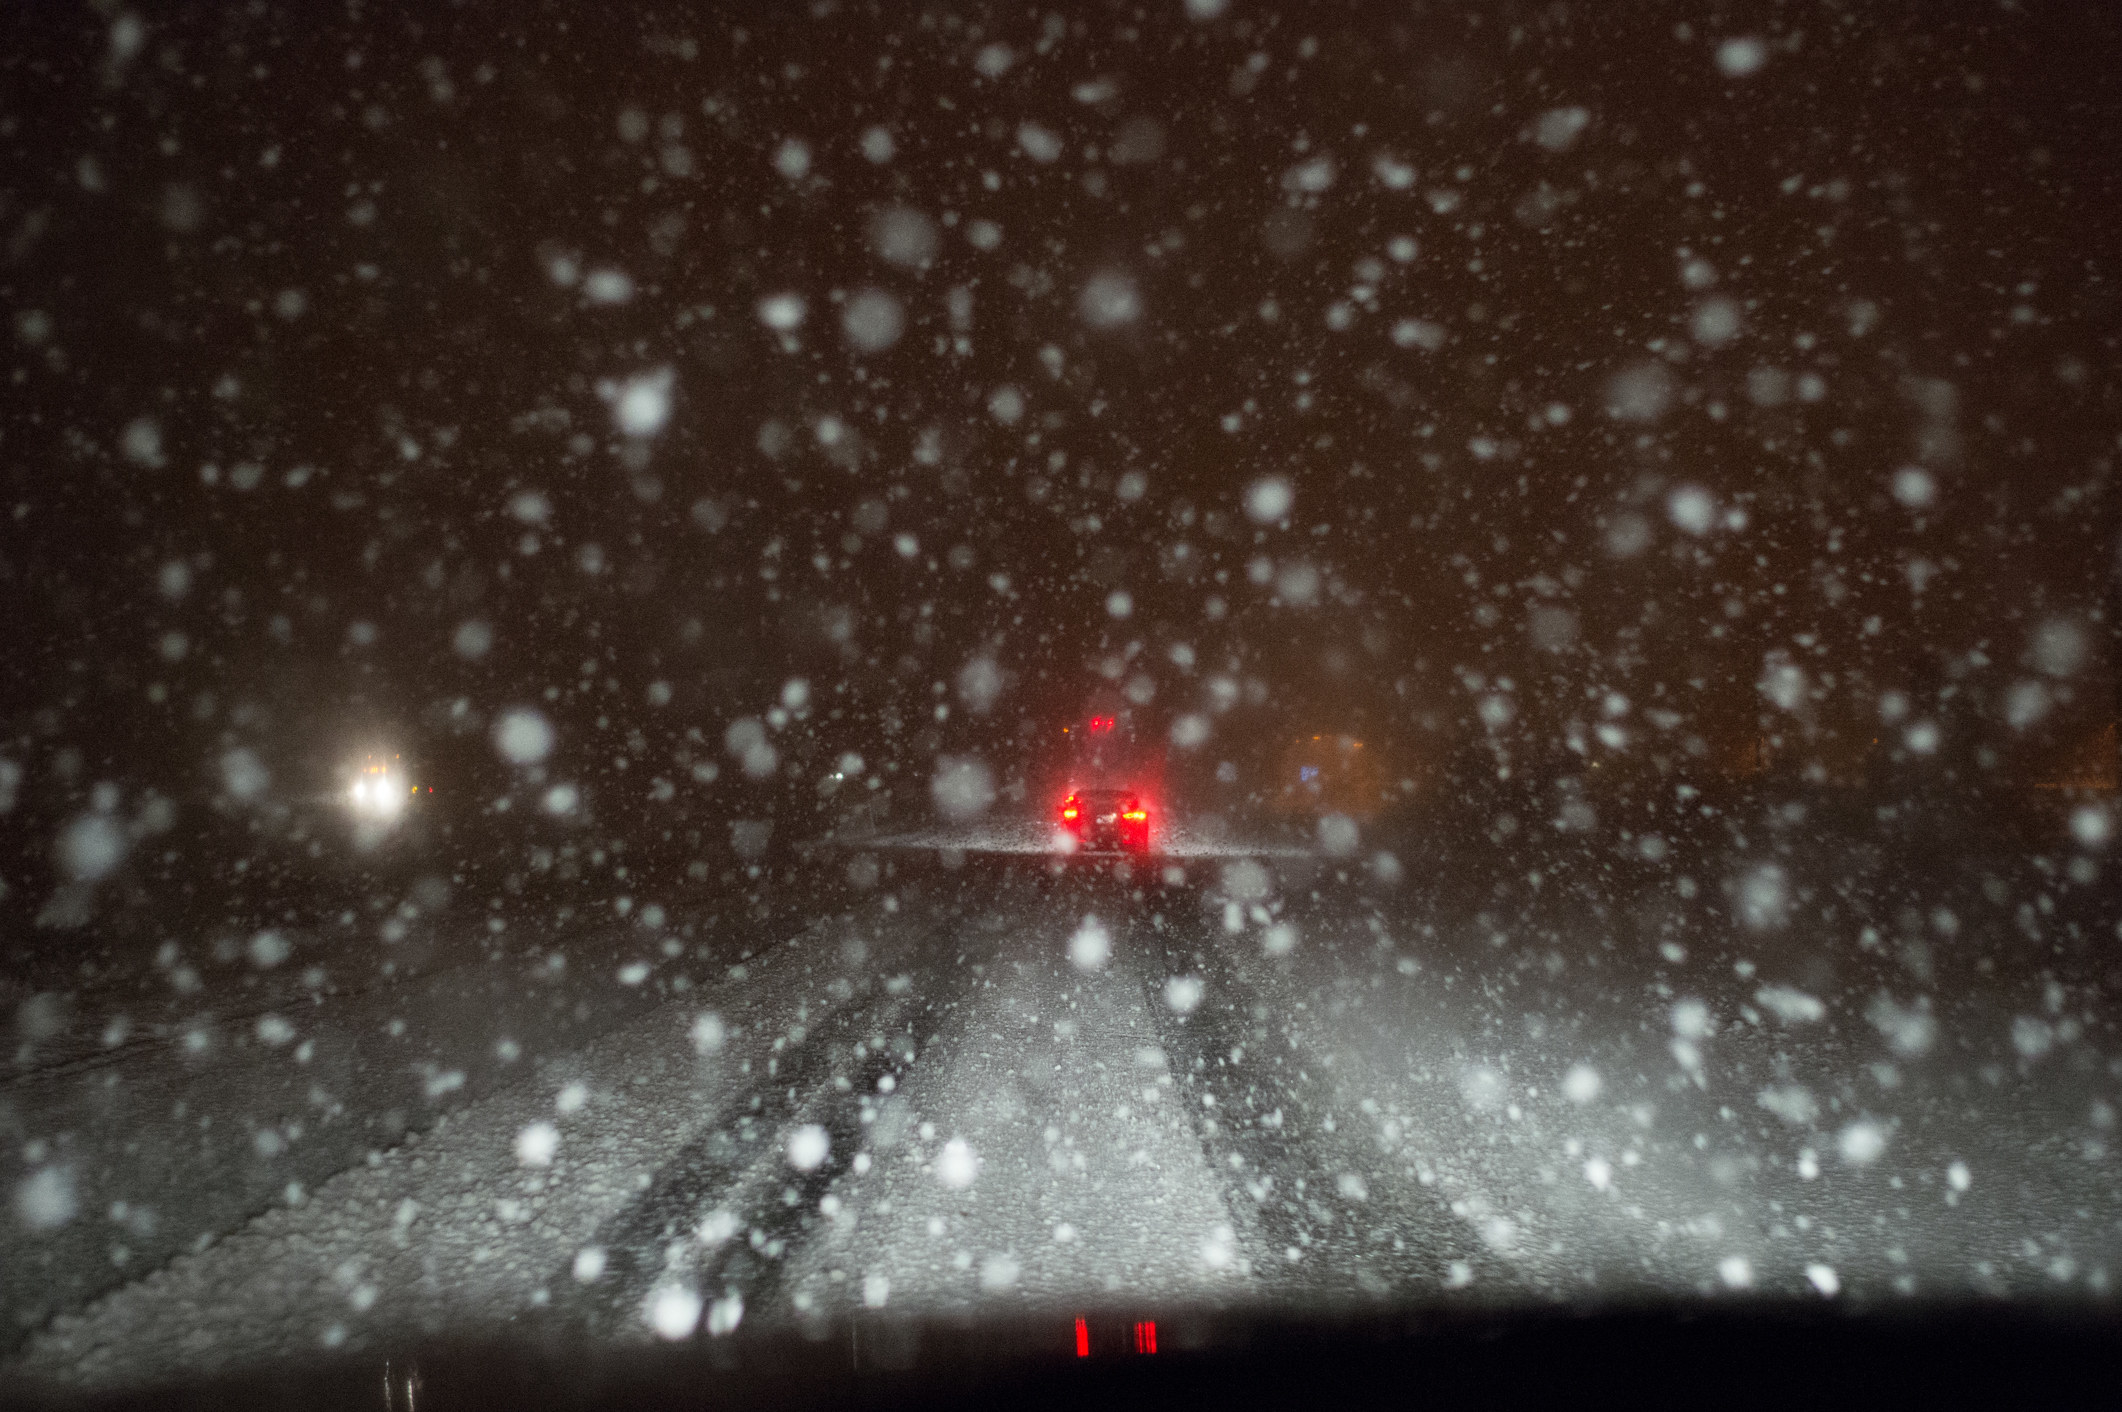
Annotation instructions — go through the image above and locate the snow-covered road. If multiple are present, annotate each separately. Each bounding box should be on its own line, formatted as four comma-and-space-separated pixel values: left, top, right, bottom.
12, 837, 2120, 1393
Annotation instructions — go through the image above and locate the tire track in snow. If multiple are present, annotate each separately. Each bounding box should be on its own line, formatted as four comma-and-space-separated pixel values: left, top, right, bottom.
551, 898, 1000, 1341
1131, 896, 1491, 1299
760, 867, 1250, 1321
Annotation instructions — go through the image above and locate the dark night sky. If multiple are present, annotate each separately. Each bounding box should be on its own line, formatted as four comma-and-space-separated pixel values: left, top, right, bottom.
0, 0, 2115, 865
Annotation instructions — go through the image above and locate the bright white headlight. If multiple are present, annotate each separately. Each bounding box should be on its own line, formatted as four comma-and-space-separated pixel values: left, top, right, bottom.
347, 767, 408, 822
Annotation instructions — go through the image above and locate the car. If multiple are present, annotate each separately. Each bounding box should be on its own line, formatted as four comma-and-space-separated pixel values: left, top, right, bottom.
1060, 786, 1150, 853
1056, 708, 1157, 854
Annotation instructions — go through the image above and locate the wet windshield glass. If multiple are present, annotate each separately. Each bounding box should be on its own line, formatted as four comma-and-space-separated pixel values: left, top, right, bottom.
3, 0, 2116, 1392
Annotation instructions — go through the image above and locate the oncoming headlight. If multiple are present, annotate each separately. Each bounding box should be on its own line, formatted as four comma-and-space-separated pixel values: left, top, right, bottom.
347, 758, 411, 823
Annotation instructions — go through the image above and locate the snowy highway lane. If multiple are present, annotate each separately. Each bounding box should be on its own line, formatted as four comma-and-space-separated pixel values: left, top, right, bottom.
12, 834, 2121, 1392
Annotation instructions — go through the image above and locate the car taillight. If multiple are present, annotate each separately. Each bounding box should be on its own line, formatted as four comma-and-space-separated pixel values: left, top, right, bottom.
1121, 809, 1146, 821
1061, 796, 1080, 821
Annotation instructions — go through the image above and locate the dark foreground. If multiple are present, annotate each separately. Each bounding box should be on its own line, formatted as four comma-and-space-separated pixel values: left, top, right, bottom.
11, 1305, 2122, 1411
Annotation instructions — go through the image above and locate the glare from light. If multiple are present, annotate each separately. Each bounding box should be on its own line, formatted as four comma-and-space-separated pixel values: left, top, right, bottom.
346, 758, 410, 824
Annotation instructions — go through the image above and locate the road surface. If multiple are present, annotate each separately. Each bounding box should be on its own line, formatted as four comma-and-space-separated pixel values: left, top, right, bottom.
8, 804, 2120, 1392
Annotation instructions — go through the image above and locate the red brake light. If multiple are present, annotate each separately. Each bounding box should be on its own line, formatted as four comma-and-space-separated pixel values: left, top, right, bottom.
1122, 809, 1146, 821
1075, 1318, 1090, 1358
1089, 716, 1114, 734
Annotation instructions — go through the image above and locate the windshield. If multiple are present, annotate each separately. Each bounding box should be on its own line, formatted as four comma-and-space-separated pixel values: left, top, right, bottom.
4, 0, 2117, 1395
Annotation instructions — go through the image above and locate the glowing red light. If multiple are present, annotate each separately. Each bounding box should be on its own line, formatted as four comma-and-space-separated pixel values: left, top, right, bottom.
1075, 1318, 1090, 1358
1121, 808, 1146, 822
1133, 1320, 1157, 1354
1088, 716, 1115, 734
